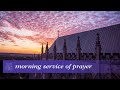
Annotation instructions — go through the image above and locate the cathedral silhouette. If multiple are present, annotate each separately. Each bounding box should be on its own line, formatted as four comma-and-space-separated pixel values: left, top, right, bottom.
43, 33, 120, 61
29, 24, 120, 79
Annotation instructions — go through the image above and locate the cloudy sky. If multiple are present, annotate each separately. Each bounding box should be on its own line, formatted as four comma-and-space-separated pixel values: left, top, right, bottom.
0, 11, 120, 54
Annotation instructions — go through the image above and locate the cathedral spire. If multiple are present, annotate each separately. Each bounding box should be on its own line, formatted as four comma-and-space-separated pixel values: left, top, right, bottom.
45, 42, 49, 60
41, 43, 44, 60
95, 33, 102, 60
63, 39, 67, 60
53, 41, 57, 60
76, 36, 81, 60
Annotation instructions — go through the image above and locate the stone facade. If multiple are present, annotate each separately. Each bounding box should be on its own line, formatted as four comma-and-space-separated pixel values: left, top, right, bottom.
29, 33, 120, 79
42, 33, 120, 61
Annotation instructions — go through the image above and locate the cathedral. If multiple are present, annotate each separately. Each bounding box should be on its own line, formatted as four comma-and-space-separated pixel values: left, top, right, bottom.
29, 24, 120, 79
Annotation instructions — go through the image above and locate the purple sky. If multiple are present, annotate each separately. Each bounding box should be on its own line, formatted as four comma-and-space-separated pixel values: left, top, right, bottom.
0, 11, 120, 54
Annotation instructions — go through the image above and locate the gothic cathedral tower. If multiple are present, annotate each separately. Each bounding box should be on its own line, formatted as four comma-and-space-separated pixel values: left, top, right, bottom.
63, 39, 67, 60
41, 43, 44, 60
45, 42, 49, 60
76, 36, 81, 60
95, 33, 102, 60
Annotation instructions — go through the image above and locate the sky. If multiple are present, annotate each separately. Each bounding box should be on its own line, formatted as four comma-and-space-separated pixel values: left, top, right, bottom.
0, 11, 120, 54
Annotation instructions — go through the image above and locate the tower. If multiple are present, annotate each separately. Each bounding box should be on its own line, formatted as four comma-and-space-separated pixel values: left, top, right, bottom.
45, 42, 49, 60
76, 36, 81, 60
53, 41, 57, 60
95, 33, 102, 79
95, 33, 102, 60
41, 43, 44, 60
63, 39, 67, 60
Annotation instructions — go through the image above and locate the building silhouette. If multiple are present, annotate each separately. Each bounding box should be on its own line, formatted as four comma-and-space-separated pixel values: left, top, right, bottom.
30, 24, 120, 79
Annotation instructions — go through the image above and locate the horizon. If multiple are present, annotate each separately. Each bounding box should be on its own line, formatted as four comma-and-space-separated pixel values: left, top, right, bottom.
0, 11, 120, 54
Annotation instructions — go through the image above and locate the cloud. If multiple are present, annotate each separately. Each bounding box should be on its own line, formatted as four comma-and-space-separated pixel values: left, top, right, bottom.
0, 30, 16, 44
1, 43, 5, 46
0, 31, 10, 40
0, 11, 120, 38
13, 44, 19, 46
0, 20, 7, 27
19, 34, 55, 46
0, 11, 120, 54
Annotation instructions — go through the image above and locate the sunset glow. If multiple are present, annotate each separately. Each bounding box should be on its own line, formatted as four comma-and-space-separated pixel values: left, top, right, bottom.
0, 11, 120, 54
